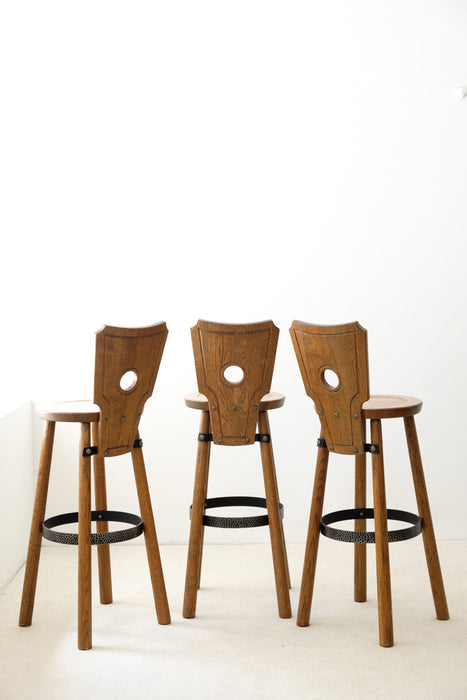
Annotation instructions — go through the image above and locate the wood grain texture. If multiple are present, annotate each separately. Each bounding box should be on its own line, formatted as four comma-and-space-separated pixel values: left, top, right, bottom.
190, 320, 279, 445
94, 323, 168, 457
404, 416, 449, 621
363, 395, 422, 419
19, 421, 55, 627
289, 320, 369, 455
78, 422, 92, 650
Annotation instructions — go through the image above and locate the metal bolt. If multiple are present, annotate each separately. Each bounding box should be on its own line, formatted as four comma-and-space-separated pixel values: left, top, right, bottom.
318, 410, 323, 416
245, 437, 250, 443
211, 405, 216, 411
218, 437, 223, 443
353, 447, 358, 454
121, 416, 126, 422
334, 412, 340, 418
370, 445, 376, 453
102, 418, 108, 424
231, 405, 237, 411
104, 449, 109, 456
329, 445, 334, 451
262, 436, 269, 442
354, 414, 359, 419
253, 405, 258, 411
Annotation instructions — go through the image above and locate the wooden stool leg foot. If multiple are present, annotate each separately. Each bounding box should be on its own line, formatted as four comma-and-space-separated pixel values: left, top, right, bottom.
354, 452, 367, 602
78, 423, 92, 650
404, 416, 449, 620
297, 435, 329, 627
19, 421, 55, 627
92, 424, 112, 605
258, 411, 291, 619
132, 435, 170, 625
183, 411, 211, 618
371, 419, 393, 648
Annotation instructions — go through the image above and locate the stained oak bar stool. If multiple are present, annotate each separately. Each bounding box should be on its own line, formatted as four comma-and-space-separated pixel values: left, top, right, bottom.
289, 320, 449, 647
19, 323, 171, 649
183, 320, 291, 619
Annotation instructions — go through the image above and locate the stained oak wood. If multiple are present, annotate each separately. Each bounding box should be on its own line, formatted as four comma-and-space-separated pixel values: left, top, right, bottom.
184, 391, 285, 411
404, 416, 449, 621
183, 320, 290, 619
19, 421, 55, 627
20, 323, 171, 649
291, 320, 448, 647
362, 395, 422, 419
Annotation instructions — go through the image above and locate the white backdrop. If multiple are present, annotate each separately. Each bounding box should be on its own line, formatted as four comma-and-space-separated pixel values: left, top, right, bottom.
2, 1, 466, 548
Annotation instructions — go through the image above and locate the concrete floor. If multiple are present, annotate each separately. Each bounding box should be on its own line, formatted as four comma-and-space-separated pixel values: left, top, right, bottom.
1, 540, 466, 699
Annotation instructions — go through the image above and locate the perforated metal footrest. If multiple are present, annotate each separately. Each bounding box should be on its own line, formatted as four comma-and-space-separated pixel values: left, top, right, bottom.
42, 510, 143, 545
189, 496, 284, 529
320, 508, 422, 543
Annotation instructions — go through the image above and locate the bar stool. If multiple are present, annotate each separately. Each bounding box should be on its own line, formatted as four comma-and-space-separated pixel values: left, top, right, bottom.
183, 320, 291, 619
289, 320, 449, 647
19, 323, 171, 649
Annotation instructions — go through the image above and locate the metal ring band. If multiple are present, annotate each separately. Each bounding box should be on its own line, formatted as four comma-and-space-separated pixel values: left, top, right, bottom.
189, 496, 284, 529
42, 510, 143, 545
320, 508, 422, 544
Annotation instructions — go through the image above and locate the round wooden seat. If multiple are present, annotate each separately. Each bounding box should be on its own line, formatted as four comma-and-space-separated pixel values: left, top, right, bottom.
36, 400, 100, 423
362, 395, 422, 420
184, 391, 286, 411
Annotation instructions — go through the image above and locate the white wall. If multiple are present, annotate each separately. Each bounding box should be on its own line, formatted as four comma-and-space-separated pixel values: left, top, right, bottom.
2, 1, 467, 556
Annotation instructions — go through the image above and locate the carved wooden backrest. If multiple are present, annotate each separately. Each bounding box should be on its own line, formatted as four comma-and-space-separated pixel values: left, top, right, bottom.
93, 323, 168, 457
191, 320, 279, 446
289, 321, 369, 455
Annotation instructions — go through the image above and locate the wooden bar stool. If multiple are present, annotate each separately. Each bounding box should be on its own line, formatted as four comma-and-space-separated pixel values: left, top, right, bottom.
19, 323, 171, 649
289, 320, 449, 647
183, 320, 291, 619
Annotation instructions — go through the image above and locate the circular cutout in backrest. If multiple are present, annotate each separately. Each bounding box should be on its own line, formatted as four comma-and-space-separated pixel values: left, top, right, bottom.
223, 365, 244, 385
321, 367, 340, 391
120, 370, 138, 392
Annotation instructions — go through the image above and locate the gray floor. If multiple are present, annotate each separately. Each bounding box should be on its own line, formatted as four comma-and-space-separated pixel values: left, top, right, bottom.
1, 541, 466, 700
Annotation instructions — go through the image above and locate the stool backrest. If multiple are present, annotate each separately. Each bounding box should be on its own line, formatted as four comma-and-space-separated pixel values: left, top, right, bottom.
191, 320, 279, 446
289, 321, 369, 455
94, 323, 168, 457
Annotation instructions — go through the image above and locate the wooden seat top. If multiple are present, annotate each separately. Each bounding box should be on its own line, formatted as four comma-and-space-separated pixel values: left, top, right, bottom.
37, 400, 100, 423
362, 394, 422, 420
184, 392, 285, 411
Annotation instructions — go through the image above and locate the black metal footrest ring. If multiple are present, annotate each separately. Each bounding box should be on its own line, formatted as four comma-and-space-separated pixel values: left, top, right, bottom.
189, 496, 284, 529
320, 508, 422, 544
42, 510, 143, 545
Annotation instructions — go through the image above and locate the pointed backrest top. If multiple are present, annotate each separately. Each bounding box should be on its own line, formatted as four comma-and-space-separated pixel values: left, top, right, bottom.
93, 322, 168, 457
289, 321, 369, 455
191, 320, 279, 445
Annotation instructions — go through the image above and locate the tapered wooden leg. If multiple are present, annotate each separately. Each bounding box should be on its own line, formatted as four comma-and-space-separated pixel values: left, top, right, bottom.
370, 419, 393, 648
258, 411, 292, 619
297, 434, 329, 627
132, 434, 170, 625
19, 421, 56, 627
92, 423, 112, 605
183, 411, 211, 618
78, 422, 92, 650
404, 416, 449, 620
354, 451, 367, 602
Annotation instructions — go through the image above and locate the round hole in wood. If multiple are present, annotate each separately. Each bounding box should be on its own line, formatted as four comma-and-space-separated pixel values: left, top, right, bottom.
120, 370, 138, 392
223, 365, 244, 385
321, 368, 340, 391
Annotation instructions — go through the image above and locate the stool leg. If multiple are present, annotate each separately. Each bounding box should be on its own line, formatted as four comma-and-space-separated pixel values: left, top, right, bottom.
404, 416, 449, 620
354, 451, 367, 602
92, 423, 112, 605
183, 410, 211, 618
131, 434, 170, 625
19, 421, 55, 627
78, 422, 92, 650
370, 419, 394, 648
258, 410, 292, 618
297, 433, 329, 627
